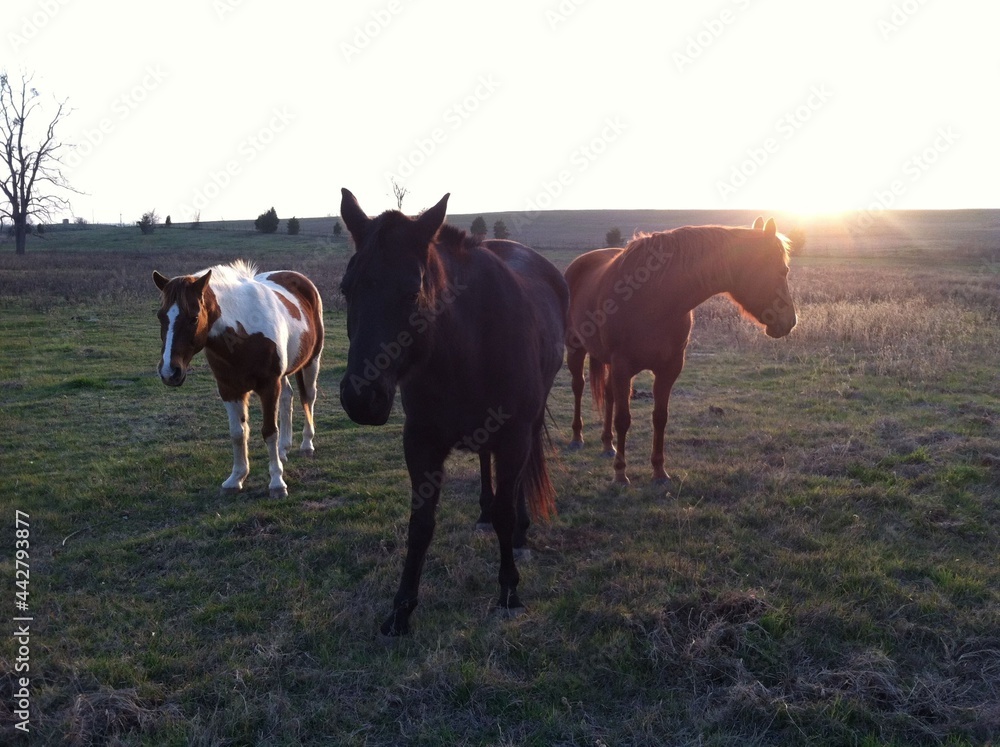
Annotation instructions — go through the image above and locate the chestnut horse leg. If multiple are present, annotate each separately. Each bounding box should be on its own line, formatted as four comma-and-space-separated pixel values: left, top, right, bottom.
608, 357, 634, 484
381, 425, 451, 636
567, 344, 587, 450
222, 394, 251, 494
258, 379, 288, 499
601, 382, 616, 457
650, 356, 684, 484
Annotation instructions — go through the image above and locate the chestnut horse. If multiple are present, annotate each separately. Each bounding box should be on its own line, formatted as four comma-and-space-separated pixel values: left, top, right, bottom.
152, 260, 324, 498
338, 188, 568, 636
565, 218, 796, 485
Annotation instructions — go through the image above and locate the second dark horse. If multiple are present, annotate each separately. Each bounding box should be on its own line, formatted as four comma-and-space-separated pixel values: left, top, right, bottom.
338, 189, 568, 636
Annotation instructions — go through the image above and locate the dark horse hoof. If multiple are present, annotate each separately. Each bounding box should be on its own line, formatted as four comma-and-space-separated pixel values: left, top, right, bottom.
495, 605, 526, 619
567, 440, 584, 451
474, 522, 493, 533
513, 547, 532, 562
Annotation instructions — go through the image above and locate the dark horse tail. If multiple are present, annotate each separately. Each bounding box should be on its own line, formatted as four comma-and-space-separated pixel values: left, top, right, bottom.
523, 423, 557, 522
589, 356, 608, 413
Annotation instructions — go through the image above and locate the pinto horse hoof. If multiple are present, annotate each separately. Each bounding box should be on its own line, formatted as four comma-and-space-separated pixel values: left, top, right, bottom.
612, 475, 631, 487
220, 486, 243, 496
601, 448, 617, 459
652, 474, 672, 487
299, 448, 316, 458
567, 440, 584, 451
269, 487, 289, 499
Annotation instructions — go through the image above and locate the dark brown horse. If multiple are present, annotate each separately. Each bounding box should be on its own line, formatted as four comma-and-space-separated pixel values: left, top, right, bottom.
565, 218, 796, 485
338, 188, 568, 636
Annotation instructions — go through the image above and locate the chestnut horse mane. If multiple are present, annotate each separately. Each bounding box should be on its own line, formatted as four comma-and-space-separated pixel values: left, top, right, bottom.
619, 225, 790, 280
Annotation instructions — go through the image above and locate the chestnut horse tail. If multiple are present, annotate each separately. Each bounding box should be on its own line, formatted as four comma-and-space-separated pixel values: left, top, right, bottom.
589, 356, 608, 413
523, 423, 557, 522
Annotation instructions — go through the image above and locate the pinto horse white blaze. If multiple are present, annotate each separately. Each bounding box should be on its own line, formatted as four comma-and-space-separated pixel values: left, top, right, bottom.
153, 260, 324, 498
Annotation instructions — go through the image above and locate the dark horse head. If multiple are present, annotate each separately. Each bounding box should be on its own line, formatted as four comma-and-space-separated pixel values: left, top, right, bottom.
338, 188, 449, 425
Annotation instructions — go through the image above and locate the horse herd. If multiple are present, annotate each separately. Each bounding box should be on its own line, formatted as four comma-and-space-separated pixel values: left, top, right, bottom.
153, 188, 797, 636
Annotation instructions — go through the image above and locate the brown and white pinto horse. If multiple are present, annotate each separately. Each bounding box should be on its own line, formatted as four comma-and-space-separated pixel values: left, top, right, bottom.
152, 260, 324, 498
565, 218, 796, 485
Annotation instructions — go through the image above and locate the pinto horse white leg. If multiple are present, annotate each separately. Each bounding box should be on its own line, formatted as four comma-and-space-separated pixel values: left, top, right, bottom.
296, 357, 321, 456
258, 381, 288, 499
222, 397, 250, 494
278, 375, 294, 462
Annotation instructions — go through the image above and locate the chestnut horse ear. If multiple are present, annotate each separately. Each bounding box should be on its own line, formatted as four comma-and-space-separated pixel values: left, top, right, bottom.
416, 193, 450, 246
752, 217, 765, 231
763, 218, 777, 236
340, 188, 370, 248
152, 271, 170, 291
193, 270, 212, 296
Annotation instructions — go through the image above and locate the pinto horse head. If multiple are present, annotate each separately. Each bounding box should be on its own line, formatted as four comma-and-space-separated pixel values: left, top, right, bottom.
152, 269, 218, 387
337, 188, 449, 425
730, 217, 797, 339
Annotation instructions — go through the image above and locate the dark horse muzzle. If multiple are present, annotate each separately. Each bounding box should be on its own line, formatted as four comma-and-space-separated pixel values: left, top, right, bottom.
339, 376, 395, 426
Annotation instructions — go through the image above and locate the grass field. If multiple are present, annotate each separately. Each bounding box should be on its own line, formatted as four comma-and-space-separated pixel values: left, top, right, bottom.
1, 214, 999, 745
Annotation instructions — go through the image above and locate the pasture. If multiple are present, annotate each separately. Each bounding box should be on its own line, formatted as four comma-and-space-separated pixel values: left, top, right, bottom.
1, 214, 999, 745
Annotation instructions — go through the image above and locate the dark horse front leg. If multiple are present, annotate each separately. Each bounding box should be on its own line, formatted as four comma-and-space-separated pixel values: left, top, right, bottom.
381, 425, 451, 637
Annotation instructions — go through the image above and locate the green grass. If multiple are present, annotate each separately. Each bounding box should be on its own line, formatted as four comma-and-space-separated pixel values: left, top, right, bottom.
2, 223, 1000, 744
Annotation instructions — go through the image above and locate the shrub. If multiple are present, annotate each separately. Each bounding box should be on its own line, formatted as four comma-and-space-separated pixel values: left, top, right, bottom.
137, 210, 158, 235
254, 207, 279, 234
493, 220, 509, 240
470, 216, 487, 239
605, 227, 623, 247
287, 216, 300, 235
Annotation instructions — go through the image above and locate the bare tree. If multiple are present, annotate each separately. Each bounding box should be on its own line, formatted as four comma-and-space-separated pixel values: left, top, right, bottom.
0, 71, 75, 255
391, 178, 409, 210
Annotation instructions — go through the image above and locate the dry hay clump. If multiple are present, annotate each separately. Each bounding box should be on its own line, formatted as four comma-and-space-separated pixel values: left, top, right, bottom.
639, 590, 1000, 743
62, 687, 181, 746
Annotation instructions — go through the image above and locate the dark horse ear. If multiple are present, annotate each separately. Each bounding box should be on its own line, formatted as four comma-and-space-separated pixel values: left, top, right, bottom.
415, 193, 450, 247
152, 271, 170, 291
752, 217, 765, 231
340, 188, 370, 248
763, 218, 777, 236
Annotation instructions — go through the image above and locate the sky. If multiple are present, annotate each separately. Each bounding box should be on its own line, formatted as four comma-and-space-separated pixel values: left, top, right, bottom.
6, 0, 999, 224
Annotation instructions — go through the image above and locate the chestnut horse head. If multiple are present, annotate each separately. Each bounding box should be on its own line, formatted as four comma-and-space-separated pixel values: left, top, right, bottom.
729, 217, 796, 338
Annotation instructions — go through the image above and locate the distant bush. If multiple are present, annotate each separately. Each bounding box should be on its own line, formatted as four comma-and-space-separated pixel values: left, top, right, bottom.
333, 220, 342, 237
470, 216, 487, 239
287, 216, 300, 235
137, 210, 158, 235
164, 215, 172, 228
493, 220, 509, 240
605, 227, 623, 247
254, 207, 279, 234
